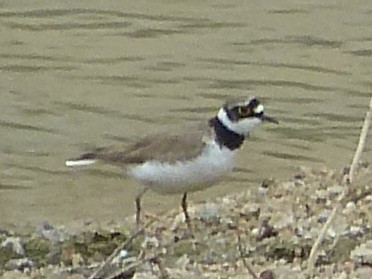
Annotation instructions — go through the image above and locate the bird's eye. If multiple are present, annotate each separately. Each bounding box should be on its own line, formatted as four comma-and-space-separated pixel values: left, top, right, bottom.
238, 106, 251, 117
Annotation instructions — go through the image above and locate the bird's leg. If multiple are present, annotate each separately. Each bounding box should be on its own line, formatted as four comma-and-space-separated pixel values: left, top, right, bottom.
135, 188, 148, 230
181, 192, 193, 235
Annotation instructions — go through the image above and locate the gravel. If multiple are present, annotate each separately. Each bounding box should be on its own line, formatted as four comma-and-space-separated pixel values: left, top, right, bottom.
0, 165, 371, 278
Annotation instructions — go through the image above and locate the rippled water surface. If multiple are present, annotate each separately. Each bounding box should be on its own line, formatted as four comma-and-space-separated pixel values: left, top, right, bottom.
1, 0, 371, 227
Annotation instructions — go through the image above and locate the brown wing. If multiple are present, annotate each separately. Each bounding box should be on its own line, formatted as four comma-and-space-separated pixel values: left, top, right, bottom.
89, 122, 212, 165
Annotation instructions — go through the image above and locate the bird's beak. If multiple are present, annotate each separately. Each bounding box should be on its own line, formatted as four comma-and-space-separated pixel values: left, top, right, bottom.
261, 114, 279, 124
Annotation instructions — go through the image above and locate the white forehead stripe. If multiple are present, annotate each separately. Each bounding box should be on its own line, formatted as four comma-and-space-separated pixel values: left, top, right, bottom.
254, 104, 264, 114
217, 108, 262, 136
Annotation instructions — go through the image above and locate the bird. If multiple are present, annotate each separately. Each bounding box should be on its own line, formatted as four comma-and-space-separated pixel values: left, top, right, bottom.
65, 96, 278, 233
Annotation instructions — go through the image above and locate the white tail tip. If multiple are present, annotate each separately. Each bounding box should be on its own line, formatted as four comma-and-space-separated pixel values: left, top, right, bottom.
65, 159, 96, 167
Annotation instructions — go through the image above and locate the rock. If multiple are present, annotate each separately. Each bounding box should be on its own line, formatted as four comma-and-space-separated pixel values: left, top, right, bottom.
353, 267, 372, 279
46, 246, 62, 265
112, 249, 129, 264
199, 203, 222, 223
1, 237, 25, 255
343, 226, 365, 237
281, 181, 296, 191
256, 219, 278, 241
141, 236, 159, 249
251, 227, 260, 236
36, 221, 64, 243
294, 179, 305, 187
66, 275, 86, 279
261, 178, 276, 188
0, 227, 12, 237
170, 213, 186, 231
317, 210, 331, 223
257, 186, 269, 196
133, 272, 158, 279
327, 185, 344, 197
350, 240, 372, 265
327, 228, 337, 238
241, 203, 260, 219
259, 270, 275, 279
4, 258, 33, 271
175, 254, 190, 270
1, 270, 31, 279
90, 251, 105, 263
71, 253, 85, 268
272, 266, 305, 279
314, 189, 328, 203
295, 166, 312, 179
61, 248, 75, 266
36, 220, 54, 231
272, 212, 294, 230
46, 273, 82, 279
342, 201, 356, 214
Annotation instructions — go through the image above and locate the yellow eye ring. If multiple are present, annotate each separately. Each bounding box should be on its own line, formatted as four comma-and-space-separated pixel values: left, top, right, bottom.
238, 106, 250, 116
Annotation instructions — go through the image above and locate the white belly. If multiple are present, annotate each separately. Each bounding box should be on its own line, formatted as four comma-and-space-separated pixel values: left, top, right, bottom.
128, 141, 235, 195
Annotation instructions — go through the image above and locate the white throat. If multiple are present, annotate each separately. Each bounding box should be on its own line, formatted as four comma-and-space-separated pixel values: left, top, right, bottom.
217, 108, 262, 136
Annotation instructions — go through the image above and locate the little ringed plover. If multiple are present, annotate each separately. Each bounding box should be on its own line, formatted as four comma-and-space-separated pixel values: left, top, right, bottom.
65, 97, 278, 231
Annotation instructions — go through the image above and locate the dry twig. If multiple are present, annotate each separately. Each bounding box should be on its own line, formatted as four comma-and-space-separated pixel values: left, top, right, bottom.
103, 254, 169, 279
306, 97, 372, 278
89, 228, 145, 279
236, 217, 259, 279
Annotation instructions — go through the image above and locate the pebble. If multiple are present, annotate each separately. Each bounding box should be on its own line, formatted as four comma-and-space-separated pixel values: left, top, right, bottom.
261, 178, 276, 188
272, 213, 294, 230
5, 258, 34, 271
294, 179, 305, 187
281, 181, 296, 191
240, 203, 260, 220
46, 274, 85, 279
71, 253, 84, 268
350, 240, 372, 265
175, 254, 190, 270
42, 229, 63, 243
342, 201, 356, 214
343, 225, 365, 237
170, 212, 186, 231
46, 246, 62, 265
259, 270, 275, 279
141, 236, 160, 249
296, 166, 311, 179
1, 270, 31, 279
199, 203, 221, 223
353, 267, 372, 279
112, 249, 129, 264
1, 237, 25, 255
317, 210, 331, 223
256, 219, 277, 241
68, 275, 86, 279
327, 185, 344, 197
327, 228, 337, 238
251, 227, 260, 236
271, 266, 305, 279
257, 186, 269, 196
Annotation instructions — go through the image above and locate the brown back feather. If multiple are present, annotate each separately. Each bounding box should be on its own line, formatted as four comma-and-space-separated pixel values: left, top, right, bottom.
92, 121, 212, 165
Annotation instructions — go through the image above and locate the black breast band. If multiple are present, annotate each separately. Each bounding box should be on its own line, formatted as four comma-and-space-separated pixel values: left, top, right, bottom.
208, 117, 245, 150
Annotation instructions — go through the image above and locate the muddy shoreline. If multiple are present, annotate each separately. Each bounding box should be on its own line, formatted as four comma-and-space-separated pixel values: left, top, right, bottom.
1, 165, 371, 278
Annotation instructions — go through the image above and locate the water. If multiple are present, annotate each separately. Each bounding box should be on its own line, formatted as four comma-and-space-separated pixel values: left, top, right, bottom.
0, 0, 371, 227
